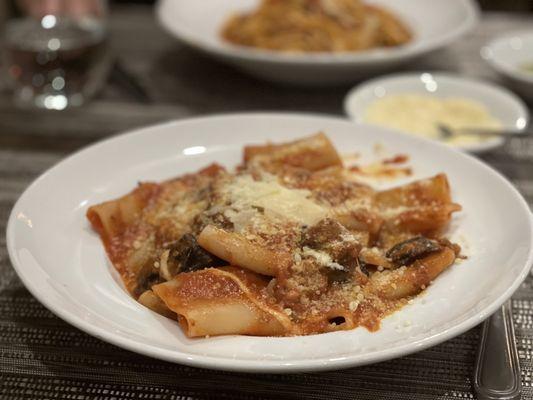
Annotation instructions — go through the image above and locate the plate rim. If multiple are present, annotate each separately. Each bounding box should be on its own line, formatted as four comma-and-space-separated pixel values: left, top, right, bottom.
155, 0, 479, 66
7, 112, 533, 373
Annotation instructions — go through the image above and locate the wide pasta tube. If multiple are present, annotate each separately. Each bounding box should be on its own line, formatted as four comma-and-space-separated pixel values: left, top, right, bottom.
138, 289, 176, 319
369, 247, 456, 300
376, 174, 461, 243
376, 173, 454, 208
86, 182, 159, 244
197, 225, 290, 276
153, 267, 292, 337
86, 183, 160, 296
243, 132, 342, 172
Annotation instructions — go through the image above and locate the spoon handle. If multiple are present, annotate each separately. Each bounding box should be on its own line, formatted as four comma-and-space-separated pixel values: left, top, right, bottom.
474, 301, 521, 400
456, 128, 531, 137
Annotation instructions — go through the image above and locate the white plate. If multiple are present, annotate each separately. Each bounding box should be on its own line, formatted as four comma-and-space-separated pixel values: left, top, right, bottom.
344, 72, 530, 153
7, 113, 533, 373
482, 30, 533, 100
156, 0, 479, 85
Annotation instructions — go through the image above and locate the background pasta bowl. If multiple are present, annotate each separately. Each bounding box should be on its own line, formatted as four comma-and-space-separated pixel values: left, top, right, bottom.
156, 0, 479, 85
7, 113, 533, 372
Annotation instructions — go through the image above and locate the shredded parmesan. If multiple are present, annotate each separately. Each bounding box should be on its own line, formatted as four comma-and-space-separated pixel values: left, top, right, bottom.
363, 94, 501, 146
222, 174, 328, 229
302, 247, 332, 266
301, 247, 345, 270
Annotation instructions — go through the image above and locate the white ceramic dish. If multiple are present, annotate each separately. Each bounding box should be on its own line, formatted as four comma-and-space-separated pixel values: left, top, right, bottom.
344, 73, 529, 153
482, 31, 533, 100
7, 113, 533, 373
156, 0, 479, 85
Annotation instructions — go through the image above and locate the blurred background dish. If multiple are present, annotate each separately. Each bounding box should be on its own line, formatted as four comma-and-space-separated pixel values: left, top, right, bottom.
344, 72, 529, 153
156, 0, 479, 86
482, 30, 533, 100
220, 0, 413, 53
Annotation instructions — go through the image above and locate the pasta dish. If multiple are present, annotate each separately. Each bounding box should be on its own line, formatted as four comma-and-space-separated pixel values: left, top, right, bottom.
221, 0, 412, 53
87, 133, 461, 337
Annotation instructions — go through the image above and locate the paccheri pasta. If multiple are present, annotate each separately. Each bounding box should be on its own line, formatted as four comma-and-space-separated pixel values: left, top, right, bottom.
221, 0, 412, 53
87, 133, 462, 337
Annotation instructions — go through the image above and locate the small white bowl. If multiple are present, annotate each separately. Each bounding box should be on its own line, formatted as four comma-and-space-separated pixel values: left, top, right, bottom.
156, 0, 479, 86
344, 73, 529, 153
482, 31, 533, 99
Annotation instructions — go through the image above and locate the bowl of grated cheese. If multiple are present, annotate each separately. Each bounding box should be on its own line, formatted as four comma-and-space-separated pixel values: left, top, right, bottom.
344, 72, 529, 152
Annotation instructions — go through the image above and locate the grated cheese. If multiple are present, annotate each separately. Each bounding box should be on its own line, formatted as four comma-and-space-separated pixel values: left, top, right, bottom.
349, 301, 359, 311
301, 247, 345, 271
222, 174, 328, 229
363, 94, 501, 146
301, 247, 332, 266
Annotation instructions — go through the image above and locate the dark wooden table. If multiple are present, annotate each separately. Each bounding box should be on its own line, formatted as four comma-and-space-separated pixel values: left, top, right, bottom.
1, 6, 533, 400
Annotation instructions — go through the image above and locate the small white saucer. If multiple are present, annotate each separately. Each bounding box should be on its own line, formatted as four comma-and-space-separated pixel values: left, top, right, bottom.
344, 72, 529, 153
482, 30, 533, 100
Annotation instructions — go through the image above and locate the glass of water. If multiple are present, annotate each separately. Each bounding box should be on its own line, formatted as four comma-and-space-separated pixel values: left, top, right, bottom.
3, 0, 110, 110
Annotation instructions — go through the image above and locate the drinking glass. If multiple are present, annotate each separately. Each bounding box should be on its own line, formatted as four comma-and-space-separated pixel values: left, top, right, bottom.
2, 0, 111, 109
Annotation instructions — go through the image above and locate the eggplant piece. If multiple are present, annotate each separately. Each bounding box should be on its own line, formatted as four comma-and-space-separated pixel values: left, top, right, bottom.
136, 272, 164, 297
302, 218, 345, 249
303, 218, 364, 284
160, 234, 225, 280
176, 233, 225, 273
386, 236, 441, 266
302, 219, 361, 267
357, 260, 370, 277
325, 266, 352, 284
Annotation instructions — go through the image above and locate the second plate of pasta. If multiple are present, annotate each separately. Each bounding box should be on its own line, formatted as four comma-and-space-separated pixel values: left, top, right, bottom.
7, 113, 533, 372
156, 0, 479, 85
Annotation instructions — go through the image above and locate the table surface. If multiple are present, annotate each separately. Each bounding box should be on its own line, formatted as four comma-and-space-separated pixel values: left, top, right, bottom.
2, 6, 533, 400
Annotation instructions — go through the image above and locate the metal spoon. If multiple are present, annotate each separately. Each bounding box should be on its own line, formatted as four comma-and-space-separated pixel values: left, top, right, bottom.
473, 301, 521, 400
437, 123, 530, 140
